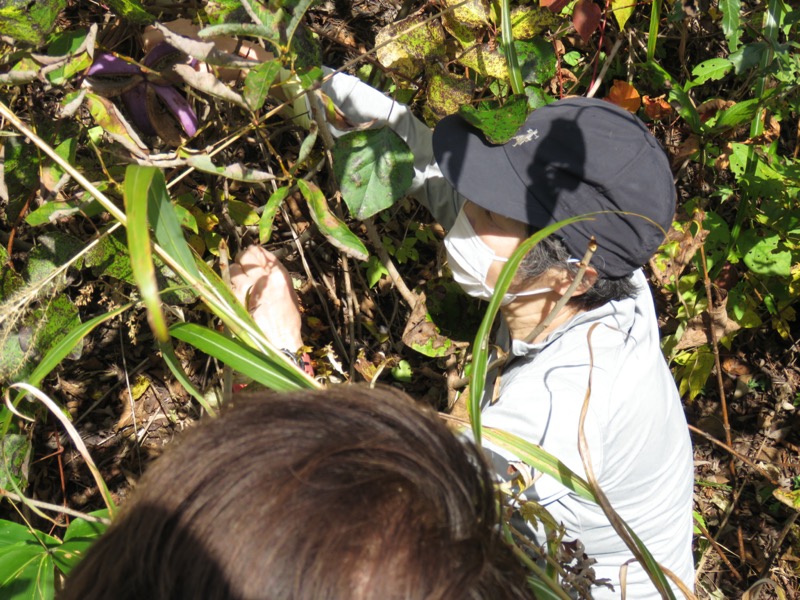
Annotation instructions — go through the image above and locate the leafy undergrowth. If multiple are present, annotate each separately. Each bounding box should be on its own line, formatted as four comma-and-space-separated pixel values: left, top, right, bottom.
1, 0, 799, 598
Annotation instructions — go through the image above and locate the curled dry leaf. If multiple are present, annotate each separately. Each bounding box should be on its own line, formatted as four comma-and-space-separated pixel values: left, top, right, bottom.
153, 22, 263, 70
605, 80, 641, 113
171, 63, 249, 110
649, 220, 709, 287
643, 95, 673, 120
674, 296, 741, 352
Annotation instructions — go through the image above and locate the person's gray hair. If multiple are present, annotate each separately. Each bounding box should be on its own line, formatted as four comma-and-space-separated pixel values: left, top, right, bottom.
517, 235, 638, 309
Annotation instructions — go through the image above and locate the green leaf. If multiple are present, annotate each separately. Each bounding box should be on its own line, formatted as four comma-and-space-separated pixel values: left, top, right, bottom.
184, 155, 277, 184
458, 95, 530, 144
643, 61, 701, 133
0, 520, 59, 600
259, 186, 291, 244
125, 166, 200, 282
743, 235, 791, 277
425, 67, 475, 121
124, 167, 170, 342
391, 359, 413, 382
244, 60, 282, 111
84, 92, 147, 157
297, 179, 369, 261
0, 434, 31, 494
0, 0, 66, 47
677, 349, 715, 401
103, 0, 153, 23
611, 0, 635, 29
514, 38, 557, 86
45, 29, 92, 85
481, 428, 596, 502
709, 98, 761, 132
720, 0, 742, 52
365, 255, 389, 288
227, 199, 259, 227
51, 510, 110, 574
729, 42, 769, 75
332, 128, 414, 220
688, 58, 733, 87
170, 322, 314, 391
26, 199, 103, 227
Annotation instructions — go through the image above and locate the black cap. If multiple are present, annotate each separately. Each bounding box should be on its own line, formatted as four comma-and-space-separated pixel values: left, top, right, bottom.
432, 97, 676, 278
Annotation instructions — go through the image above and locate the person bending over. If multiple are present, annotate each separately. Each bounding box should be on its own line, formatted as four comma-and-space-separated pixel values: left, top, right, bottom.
59, 386, 532, 600
236, 74, 695, 598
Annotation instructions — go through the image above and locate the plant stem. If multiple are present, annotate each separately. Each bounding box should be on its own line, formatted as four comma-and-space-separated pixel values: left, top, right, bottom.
500, 0, 524, 95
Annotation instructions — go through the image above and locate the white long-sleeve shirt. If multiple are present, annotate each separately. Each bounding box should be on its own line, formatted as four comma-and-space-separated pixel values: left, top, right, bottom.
322, 71, 695, 599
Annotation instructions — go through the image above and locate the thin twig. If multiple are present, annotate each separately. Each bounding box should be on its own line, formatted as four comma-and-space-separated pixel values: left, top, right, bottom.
586, 38, 625, 99
687, 424, 778, 485
694, 517, 745, 582
364, 218, 419, 307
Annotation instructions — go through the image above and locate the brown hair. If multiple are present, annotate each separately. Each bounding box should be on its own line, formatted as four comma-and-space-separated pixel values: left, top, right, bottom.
60, 386, 532, 600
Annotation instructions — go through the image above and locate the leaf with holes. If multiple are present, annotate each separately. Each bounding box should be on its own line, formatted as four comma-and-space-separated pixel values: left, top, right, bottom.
332, 128, 414, 220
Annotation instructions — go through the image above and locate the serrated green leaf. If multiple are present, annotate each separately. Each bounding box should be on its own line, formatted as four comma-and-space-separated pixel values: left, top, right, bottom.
170, 322, 314, 391
332, 128, 414, 220
244, 60, 282, 111
720, 0, 742, 52
259, 186, 291, 244
297, 179, 369, 261
459, 95, 530, 144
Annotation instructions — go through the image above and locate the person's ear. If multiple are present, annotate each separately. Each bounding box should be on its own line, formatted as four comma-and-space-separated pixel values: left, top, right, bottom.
554, 266, 598, 296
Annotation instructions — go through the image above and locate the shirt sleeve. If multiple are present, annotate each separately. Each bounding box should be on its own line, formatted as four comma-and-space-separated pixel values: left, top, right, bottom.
320, 70, 463, 229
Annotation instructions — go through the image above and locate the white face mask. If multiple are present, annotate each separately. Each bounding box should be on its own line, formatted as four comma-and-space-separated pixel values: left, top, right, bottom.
444, 208, 553, 305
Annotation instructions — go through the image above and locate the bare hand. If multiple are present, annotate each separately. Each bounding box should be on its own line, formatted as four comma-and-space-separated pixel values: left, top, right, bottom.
229, 246, 303, 352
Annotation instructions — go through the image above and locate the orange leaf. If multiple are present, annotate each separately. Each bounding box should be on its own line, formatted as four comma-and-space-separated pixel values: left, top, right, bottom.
642, 95, 673, 120
572, 0, 602, 42
605, 79, 641, 113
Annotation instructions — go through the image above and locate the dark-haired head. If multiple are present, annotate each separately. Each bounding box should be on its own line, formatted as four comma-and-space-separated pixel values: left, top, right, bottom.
60, 386, 533, 600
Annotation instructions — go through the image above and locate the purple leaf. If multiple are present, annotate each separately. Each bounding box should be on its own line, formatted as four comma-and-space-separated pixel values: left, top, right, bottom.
87, 53, 142, 77
152, 84, 198, 137
142, 42, 184, 69
122, 85, 157, 136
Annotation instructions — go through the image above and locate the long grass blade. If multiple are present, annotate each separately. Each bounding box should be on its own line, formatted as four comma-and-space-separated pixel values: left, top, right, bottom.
170, 323, 315, 391
124, 166, 169, 342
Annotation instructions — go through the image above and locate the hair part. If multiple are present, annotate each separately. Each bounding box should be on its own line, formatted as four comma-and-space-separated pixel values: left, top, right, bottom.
60, 386, 533, 600
518, 235, 638, 309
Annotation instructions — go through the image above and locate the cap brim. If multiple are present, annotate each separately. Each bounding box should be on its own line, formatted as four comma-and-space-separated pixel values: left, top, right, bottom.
432, 115, 548, 225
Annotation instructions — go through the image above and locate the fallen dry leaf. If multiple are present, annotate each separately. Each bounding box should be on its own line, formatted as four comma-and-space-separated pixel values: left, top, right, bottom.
643, 95, 673, 120
605, 80, 641, 113
649, 216, 708, 287
674, 296, 741, 351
